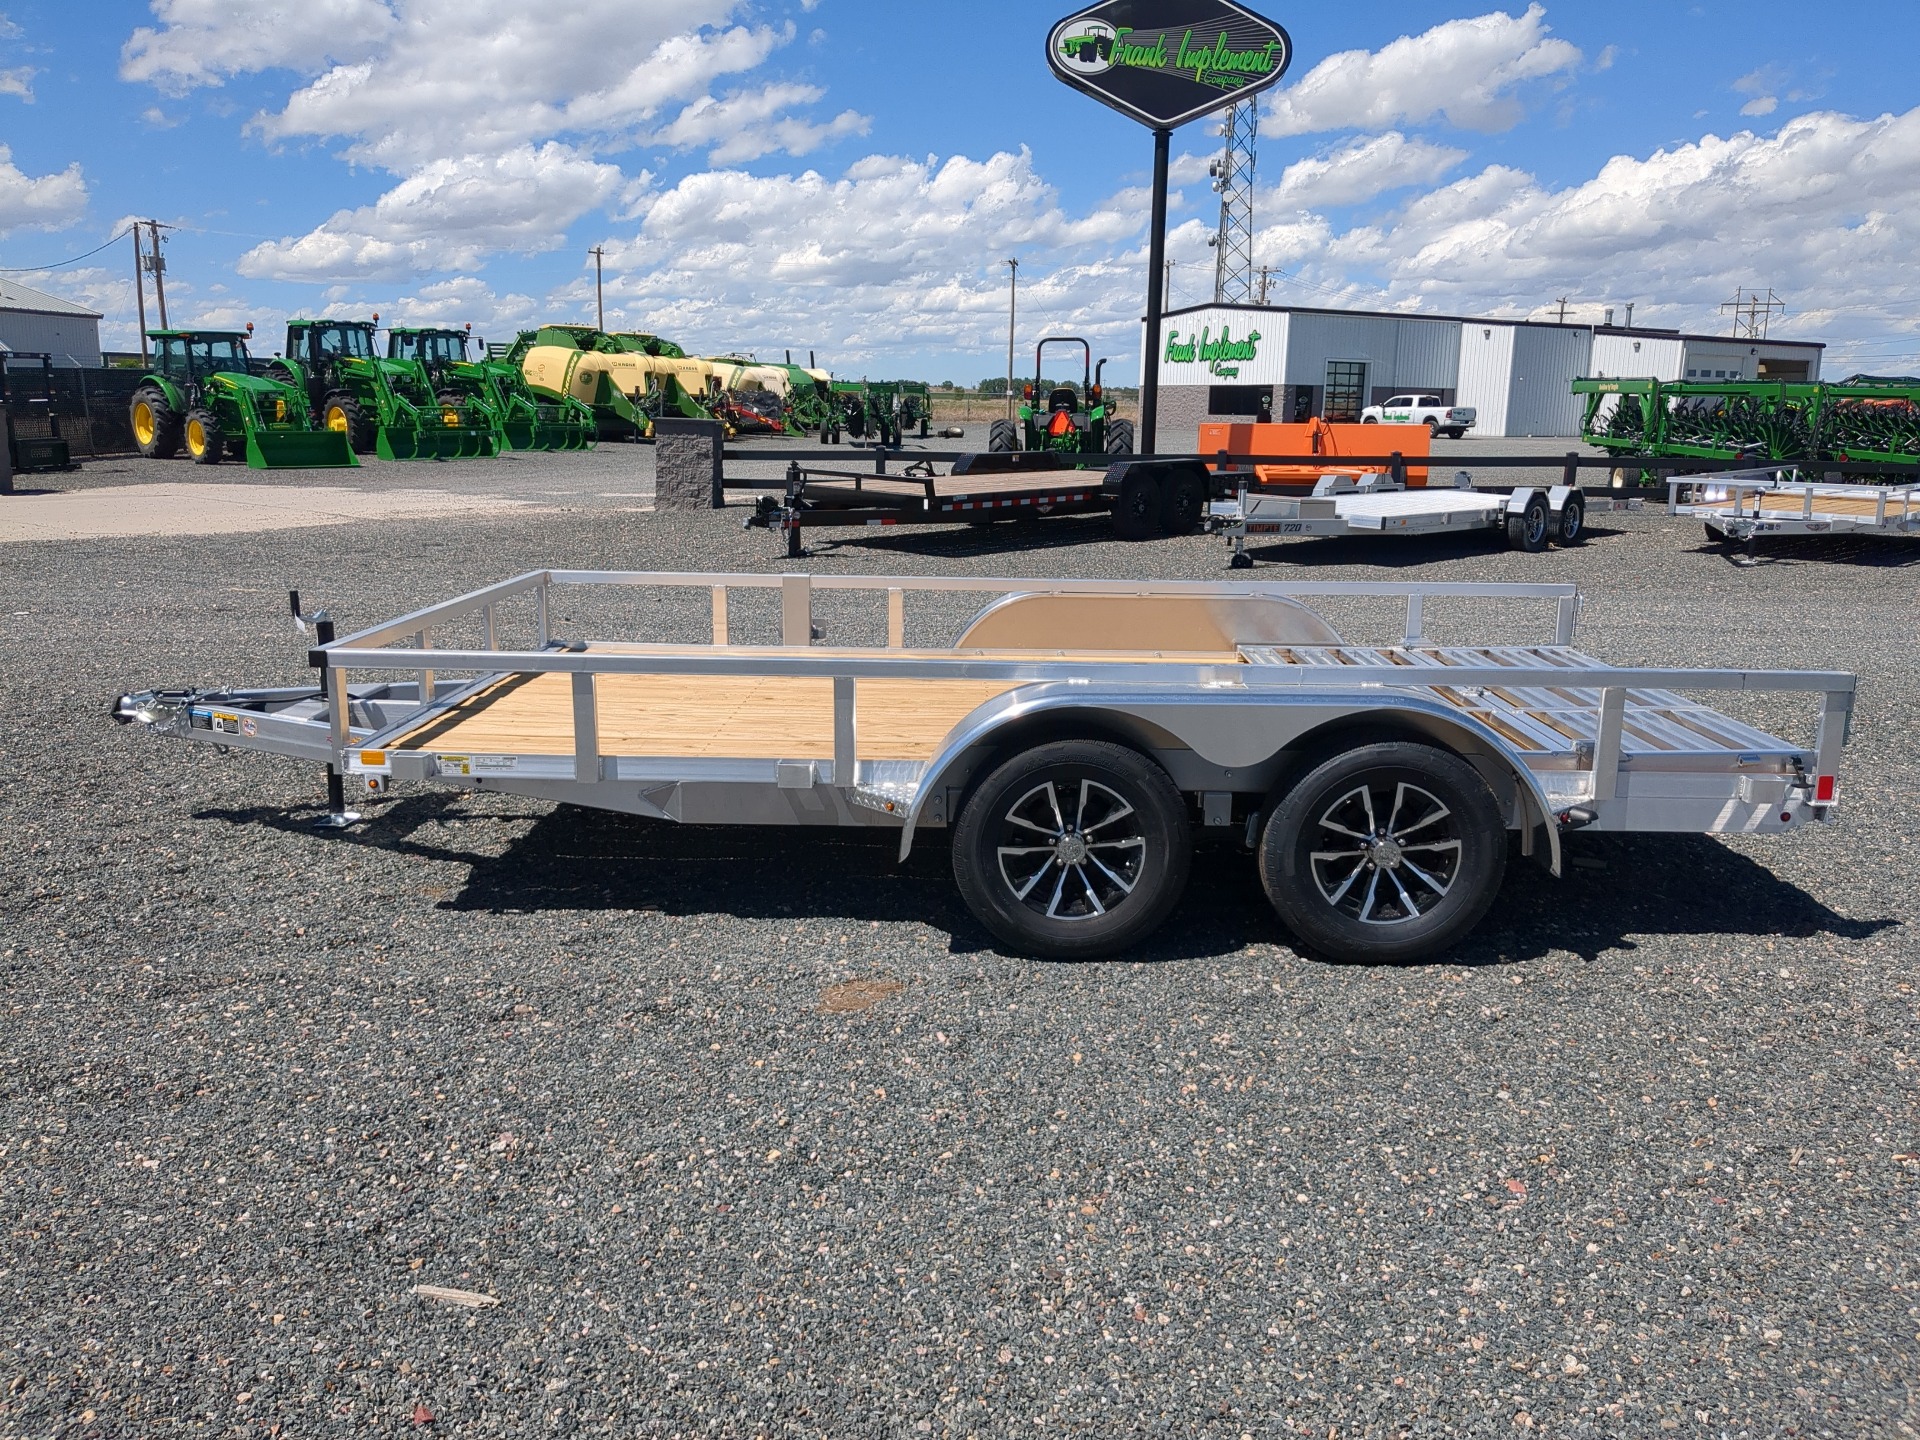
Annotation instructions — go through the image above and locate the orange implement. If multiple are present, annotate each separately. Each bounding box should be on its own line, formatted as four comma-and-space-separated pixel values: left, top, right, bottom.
1200, 418, 1431, 487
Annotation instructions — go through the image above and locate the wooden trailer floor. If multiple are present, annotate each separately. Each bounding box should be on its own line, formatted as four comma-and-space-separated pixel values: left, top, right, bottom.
390, 649, 1234, 762
393, 673, 1018, 762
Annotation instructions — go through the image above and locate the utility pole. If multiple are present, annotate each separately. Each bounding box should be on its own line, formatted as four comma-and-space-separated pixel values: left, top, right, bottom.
589, 246, 605, 330
1256, 265, 1273, 306
1164, 258, 1177, 309
1209, 99, 1258, 304
1721, 286, 1785, 340
145, 220, 170, 329
131, 228, 149, 363
1554, 296, 1570, 325
1005, 257, 1019, 422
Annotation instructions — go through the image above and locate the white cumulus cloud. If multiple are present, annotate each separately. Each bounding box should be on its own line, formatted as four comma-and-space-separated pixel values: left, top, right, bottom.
0, 144, 87, 234
1266, 4, 1582, 137
120, 0, 399, 93
1271, 133, 1470, 210
237, 144, 623, 281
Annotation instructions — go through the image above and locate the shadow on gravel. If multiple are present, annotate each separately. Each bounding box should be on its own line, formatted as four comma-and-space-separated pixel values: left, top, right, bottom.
197, 799, 1895, 969
806, 514, 1123, 559
1245, 527, 1626, 571
1693, 534, 1920, 568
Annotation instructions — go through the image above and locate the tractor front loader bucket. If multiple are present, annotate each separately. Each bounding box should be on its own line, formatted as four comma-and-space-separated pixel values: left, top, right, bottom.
376, 414, 498, 462
247, 429, 358, 470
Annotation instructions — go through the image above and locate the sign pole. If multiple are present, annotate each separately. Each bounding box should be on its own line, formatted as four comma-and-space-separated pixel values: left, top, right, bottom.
1140, 126, 1171, 456
1044, 2, 1292, 458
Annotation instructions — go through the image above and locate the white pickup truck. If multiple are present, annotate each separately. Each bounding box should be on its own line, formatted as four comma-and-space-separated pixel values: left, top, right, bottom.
1362, 394, 1476, 439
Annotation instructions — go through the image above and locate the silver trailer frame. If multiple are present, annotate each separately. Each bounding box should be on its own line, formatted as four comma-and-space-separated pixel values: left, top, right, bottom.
1669, 465, 1920, 540
115, 571, 1854, 962
1211, 471, 1603, 567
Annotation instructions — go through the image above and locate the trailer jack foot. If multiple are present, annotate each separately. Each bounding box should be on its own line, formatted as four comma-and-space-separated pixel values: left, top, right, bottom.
315, 767, 363, 831
1229, 550, 1254, 571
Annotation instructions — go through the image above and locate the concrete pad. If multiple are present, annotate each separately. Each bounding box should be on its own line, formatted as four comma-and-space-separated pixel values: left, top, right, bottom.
0, 483, 533, 543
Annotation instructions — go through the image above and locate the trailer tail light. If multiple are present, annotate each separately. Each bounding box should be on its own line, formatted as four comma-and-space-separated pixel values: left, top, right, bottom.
1814, 775, 1838, 804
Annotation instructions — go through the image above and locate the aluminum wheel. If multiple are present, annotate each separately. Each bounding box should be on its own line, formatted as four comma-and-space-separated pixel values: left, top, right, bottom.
1308, 779, 1464, 927
994, 777, 1147, 922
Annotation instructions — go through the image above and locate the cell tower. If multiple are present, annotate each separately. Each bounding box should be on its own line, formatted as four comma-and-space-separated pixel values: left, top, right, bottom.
1209, 99, 1258, 305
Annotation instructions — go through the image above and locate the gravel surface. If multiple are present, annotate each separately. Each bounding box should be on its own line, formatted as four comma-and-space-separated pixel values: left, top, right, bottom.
2, 453, 1916, 1438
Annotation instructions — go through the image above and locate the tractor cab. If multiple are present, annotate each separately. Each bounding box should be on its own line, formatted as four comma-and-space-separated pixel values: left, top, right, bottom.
285, 319, 378, 373
150, 330, 257, 384
386, 327, 473, 373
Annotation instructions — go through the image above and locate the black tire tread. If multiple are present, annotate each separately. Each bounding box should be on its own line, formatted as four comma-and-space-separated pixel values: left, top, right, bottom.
953, 740, 1191, 960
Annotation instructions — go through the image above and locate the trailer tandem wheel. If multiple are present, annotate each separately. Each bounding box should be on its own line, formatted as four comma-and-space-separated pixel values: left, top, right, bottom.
1259, 742, 1507, 964
952, 740, 1192, 960
1555, 493, 1586, 545
1111, 467, 1162, 541
1506, 493, 1551, 552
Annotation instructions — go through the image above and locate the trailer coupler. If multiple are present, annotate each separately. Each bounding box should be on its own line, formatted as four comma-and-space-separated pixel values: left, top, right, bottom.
111, 689, 198, 733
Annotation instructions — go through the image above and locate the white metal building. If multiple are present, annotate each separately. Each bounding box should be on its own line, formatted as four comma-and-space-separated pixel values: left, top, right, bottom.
0, 277, 104, 367
1153, 302, 1826, 437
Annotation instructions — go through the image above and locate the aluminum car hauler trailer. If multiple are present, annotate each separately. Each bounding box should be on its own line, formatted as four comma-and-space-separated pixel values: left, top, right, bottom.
114, 573, 1852, 964
1212, 470, 1593, 568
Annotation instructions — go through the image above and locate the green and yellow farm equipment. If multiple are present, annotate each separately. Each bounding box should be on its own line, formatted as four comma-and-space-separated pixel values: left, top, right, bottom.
129, 329, 356, 470
507, 326, 715, 441
988, 338, 1134, 458
387, 327, 594, 453
275, 319, 497, 462
1575, 376, 1920, 475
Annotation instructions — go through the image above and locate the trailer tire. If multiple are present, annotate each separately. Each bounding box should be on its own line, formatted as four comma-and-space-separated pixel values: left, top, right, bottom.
1158, 463, 1206, 536
953, 740, 1191, 960
1554, 493, 1586, 546
1106, 419, 1136, 457
988, 418, 1019, 453
1505, 493, 1551, 552
129, 387, 181, 459
1259, 742, 1506, 964
1111, 467, 1163, 541
322, 391, 374, 454
183, 408, 224, 465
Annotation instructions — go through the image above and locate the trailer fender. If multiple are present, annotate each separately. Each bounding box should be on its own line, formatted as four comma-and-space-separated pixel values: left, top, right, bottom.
1504, 487, 1545, 514
1548, 485, 1578, 512
897, 685, 1562, 877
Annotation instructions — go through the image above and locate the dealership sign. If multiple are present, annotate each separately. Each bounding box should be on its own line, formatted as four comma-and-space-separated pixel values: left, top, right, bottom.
1047, 0, 1292, 130
1165, 324, 1261, 378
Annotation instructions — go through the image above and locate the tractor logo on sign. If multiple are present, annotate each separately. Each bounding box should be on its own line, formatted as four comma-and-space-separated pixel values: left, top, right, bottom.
1047, 0, 1291, 130
1057, 20, 1119, 73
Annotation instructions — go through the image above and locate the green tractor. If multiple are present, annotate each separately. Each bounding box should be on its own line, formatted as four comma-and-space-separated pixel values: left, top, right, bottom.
128, 329, 356, 470
989, 338, 1133, 458
387, 326, 595, 453
275, 318, 497, 462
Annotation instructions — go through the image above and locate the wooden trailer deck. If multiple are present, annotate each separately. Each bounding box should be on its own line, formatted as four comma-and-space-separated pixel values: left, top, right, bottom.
385, 642, 1800, 768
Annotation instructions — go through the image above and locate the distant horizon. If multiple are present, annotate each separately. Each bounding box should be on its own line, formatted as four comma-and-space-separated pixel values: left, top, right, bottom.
2, 2, 1915, 383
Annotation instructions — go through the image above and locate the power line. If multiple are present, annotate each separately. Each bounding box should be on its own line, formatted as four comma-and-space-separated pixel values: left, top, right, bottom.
0, 227, 136, 273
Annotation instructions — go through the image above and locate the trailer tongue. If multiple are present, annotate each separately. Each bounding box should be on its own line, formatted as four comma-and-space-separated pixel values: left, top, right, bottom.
113, 573, 1853, 964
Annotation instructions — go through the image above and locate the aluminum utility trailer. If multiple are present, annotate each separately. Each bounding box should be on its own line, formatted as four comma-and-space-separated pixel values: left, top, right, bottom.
746, 454, 1215, 553
1669, 466, 1920, 546
113, 573, 1854, 966
1212, 468, 1591, 568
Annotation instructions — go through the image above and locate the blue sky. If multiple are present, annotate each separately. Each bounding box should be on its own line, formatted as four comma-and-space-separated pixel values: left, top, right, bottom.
2, 1, 1918, 380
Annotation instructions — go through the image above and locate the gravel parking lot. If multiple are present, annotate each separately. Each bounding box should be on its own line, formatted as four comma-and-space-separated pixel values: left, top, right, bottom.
2, 448, 1915, 1438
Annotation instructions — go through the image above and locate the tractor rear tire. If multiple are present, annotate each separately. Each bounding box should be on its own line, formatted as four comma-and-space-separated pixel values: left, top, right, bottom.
130, 387, 181, 459
1106, 419, 1136, 457
1111, 466, 1163, 541
184, 408, 225, 466
1157, 463, 1206, 536
988, 418, 1018, 453
323, 391, 375, 454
